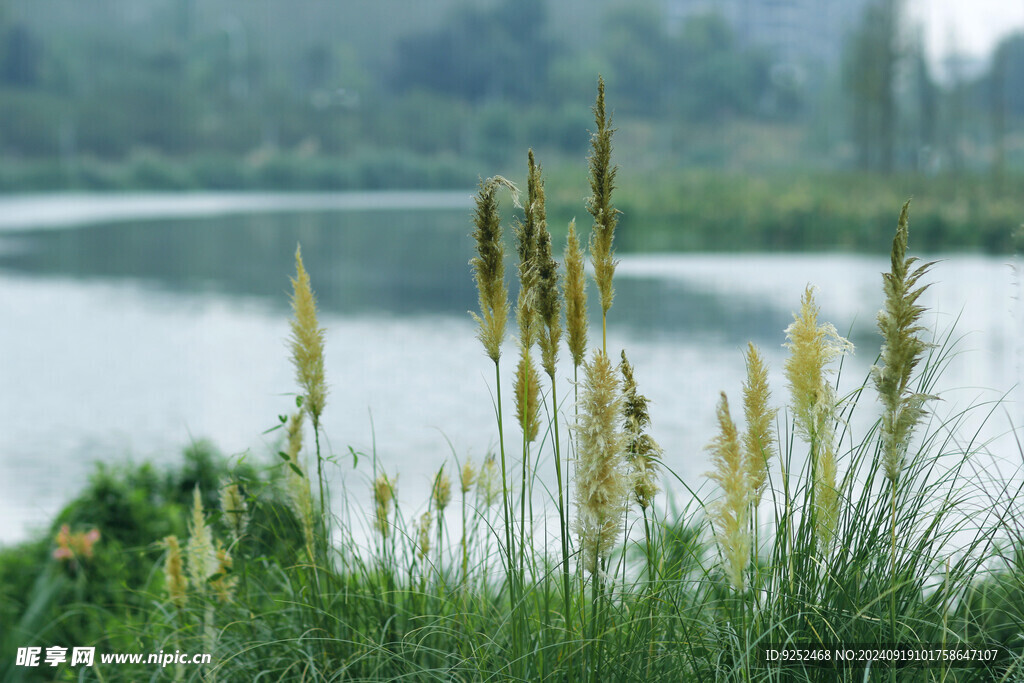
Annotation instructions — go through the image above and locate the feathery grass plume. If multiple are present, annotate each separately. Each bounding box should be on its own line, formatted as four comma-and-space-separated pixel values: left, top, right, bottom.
783, 285, 852, 544
290, 245, 327, 427
470, 176, 518, 362
817, 442, 839, 540
621, 351, 661, 510
575, 350, 629, 574
283, 411, 314, 552
784, 285, 853, 443
211, 539, 237, 603
872, 201, 934, 483
478, 453, 500, 508
706, 392, 750, 591
742, 343, 777, 507
417, 511, 432, 561
219, 481, 249, 544
563, 219, 589, 368
587, 76, 620, 349
514, 349, 542, 443
373, 472, 395, 541
514, 154, 543, 351
459, 460, 476, 495
432, 466, 452, 514
164, 535, 187, 609
186, 487, 217, 593
526, 151, 563, 378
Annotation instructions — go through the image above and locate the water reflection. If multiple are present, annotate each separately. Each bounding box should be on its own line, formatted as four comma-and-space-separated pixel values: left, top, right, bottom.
0, 209, 809, 346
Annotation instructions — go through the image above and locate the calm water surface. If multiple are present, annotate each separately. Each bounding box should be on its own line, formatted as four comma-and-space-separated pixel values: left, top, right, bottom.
1, 193, 1020, 544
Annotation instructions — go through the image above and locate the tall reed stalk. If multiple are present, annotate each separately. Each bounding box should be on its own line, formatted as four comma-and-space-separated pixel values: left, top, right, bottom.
587, 76, 619, 357
564, 218, 589, 405
468, 175, 519, 669
289, 246, 327, 532
872, 201, 934, 645
783, 285, 852, 549
574, 350, 628, 681
528, 151, 574, 639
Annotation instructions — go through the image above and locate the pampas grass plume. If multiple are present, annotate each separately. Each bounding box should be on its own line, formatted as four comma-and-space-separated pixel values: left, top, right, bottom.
290, 245, 327, 427
514, 349, 542, 443
528, 152, 562, 379
706, 392, 750, 591
460, 460, 476, 495
164, 535, 187, 609
587, 76, 620, 322
783, 286, 851, 544
873, 201, 934, 483
621, 350, 661, 510
417, 511, 432, 561
478, 454, 500, 508
470, 176, 517, 363
432, 466, 452, 513
186, 487, 217, 593
283, 411, 314, 552
783, 286, 852, 443
211, 539, 237, 603
742, 343, 777, 507
574, 350, 628, 574
373, 472, 395, 541
563, 219, 589, 368
219, 481, 249, 544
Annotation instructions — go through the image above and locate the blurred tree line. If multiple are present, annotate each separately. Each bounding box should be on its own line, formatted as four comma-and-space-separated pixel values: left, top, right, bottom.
0, 0, 1021, 189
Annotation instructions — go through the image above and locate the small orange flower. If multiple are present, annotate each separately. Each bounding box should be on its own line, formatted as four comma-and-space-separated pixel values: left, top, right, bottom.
53, 525, 101, 563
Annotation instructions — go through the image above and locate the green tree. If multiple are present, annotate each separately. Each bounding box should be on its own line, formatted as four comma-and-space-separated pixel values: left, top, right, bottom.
603, 2, 671, 115
843, 0, 903, 172
390, 0, 553, 103
1, 23, 43, 87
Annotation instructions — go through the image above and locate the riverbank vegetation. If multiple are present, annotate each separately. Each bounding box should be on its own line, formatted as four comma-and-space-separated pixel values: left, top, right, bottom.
3, 83, 1024, 682
3, 152, 1022, 255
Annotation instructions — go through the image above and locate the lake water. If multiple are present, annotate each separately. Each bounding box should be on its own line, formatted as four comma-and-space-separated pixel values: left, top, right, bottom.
1, 192, 1021, 545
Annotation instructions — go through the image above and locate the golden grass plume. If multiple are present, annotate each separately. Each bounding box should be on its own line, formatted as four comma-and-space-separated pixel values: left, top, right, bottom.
186, 487, 217, 593
432, 465, 452, 513
783, 285, 851, 545
621, 350, 661, 511
290, 245, 327, 426
164, 535, 187, 609
219, 481, 249, 544
742, 343, 777, 507
283, 411, 314, 552
706, 392, 750, 591
563, 219, 589, 368
574, 350, 628, 575
460, 460, 476, 495
514, 348, 542, 443
469, 176, 518, 363
477, 453, 501, 508
586, 76, 620, 322
373, 472, 395, 541
872, 201, 934, 483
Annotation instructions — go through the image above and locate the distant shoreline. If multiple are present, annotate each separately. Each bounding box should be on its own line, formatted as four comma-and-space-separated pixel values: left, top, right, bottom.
0, 190, 476, 231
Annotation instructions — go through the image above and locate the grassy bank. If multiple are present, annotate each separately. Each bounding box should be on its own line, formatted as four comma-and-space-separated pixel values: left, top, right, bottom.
4, 150, 1022, 254
541, 167, 1024, 254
